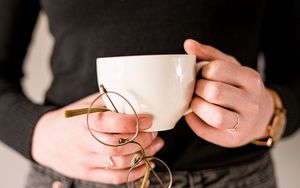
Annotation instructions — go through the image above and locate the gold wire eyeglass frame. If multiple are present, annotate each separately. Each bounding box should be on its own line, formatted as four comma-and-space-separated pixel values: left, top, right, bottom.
64, 85, 172, 188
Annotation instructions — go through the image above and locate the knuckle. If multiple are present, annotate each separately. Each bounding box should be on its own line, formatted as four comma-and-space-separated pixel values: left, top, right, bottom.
213, 59, 224, 67
107, 146, 122, 156
228, 55, 239, 64
253, 75, 264, 89
206, 83, 222, 102
202, 60, 222, 78
202, 61, 215, 78
247, 68, 264, 89
211, 111, 226, 128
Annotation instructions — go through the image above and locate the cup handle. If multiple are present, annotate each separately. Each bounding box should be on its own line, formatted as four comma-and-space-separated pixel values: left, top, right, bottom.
183, 61, 210, 116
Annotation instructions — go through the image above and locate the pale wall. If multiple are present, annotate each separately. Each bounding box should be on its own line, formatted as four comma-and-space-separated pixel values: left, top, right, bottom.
0, 13, 299, 188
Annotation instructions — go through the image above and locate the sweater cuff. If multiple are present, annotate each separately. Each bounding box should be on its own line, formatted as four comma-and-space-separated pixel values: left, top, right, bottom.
2, 97, 56, 160
268, 85, 300, 137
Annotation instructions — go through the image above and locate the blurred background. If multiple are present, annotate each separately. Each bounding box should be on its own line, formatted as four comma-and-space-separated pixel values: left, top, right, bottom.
0, 13, 299, 188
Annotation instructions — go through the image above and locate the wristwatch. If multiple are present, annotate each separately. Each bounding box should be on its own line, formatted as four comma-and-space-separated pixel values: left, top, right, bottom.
252, 88, 287, 147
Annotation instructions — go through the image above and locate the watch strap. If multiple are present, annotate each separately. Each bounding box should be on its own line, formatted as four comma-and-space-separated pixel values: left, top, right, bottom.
251, 88, 286, 147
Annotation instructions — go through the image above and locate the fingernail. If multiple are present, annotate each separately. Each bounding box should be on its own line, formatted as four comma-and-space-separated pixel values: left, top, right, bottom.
139, 117, 152, 130
152, 132, 158, 139
150, 162, 156, 169
155, 139, 164, 151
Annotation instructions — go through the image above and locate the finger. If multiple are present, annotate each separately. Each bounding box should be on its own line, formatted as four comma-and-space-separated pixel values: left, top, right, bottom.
191, 97, 240, 130
185, 113, 244, 148
201, 60, 245, 87
85, 163, 154, 185
87, 111, 153, 133
88, 137, 164, 170
184, 39, 240, 64
195, 79, 247, 111
84, 131, 158, 156
201, 60, 264, 91
191, 97, 237, 130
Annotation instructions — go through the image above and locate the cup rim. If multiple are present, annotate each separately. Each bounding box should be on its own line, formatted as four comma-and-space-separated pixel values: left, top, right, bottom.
97, 54, 196, 62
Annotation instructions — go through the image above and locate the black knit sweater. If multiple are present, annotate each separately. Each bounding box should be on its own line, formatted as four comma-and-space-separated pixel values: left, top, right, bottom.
0, 0, 299, 170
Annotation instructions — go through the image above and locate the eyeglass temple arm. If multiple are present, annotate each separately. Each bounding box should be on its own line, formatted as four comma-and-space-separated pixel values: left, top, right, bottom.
140, 161, 151, 188
64, 85, 120, 118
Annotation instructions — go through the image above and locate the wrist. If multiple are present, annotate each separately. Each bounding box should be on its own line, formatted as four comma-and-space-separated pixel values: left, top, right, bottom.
252, 88, 287, 147
31, 110, 57, 162
258, 88, 275, 139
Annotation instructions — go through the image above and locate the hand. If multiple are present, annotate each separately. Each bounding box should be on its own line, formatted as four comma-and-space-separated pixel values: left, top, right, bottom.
183, 39, 274, 147
31, 93, 164, 184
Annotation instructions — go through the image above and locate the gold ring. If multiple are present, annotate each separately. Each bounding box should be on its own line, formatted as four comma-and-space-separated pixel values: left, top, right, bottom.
231, 113, 239, 131
103, 156, 114, 169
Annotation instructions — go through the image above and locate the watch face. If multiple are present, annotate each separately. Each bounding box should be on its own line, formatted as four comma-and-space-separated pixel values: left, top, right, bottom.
270, 112, 286, 142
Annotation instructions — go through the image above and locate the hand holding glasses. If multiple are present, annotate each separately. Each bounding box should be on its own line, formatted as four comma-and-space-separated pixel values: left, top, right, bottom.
65, 85, 172, 188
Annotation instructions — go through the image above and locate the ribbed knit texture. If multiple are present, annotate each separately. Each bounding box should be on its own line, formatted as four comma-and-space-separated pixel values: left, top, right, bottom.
1, 0, 299, 170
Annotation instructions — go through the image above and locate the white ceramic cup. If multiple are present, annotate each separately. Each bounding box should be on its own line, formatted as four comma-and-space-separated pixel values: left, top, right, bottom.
96, 54, 208, 132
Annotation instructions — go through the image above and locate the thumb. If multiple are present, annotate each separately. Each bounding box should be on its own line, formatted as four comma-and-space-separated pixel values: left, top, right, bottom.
183, 39, 239, 65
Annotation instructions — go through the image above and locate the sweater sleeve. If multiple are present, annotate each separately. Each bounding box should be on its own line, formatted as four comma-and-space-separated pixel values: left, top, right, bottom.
0, 0, 56, 160
261, 0, 300, 137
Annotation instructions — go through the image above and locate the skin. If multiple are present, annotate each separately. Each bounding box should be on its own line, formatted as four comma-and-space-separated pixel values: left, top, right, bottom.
31, 94, 164, 184
31, 39, 274, 185
184, 39, 274, 147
